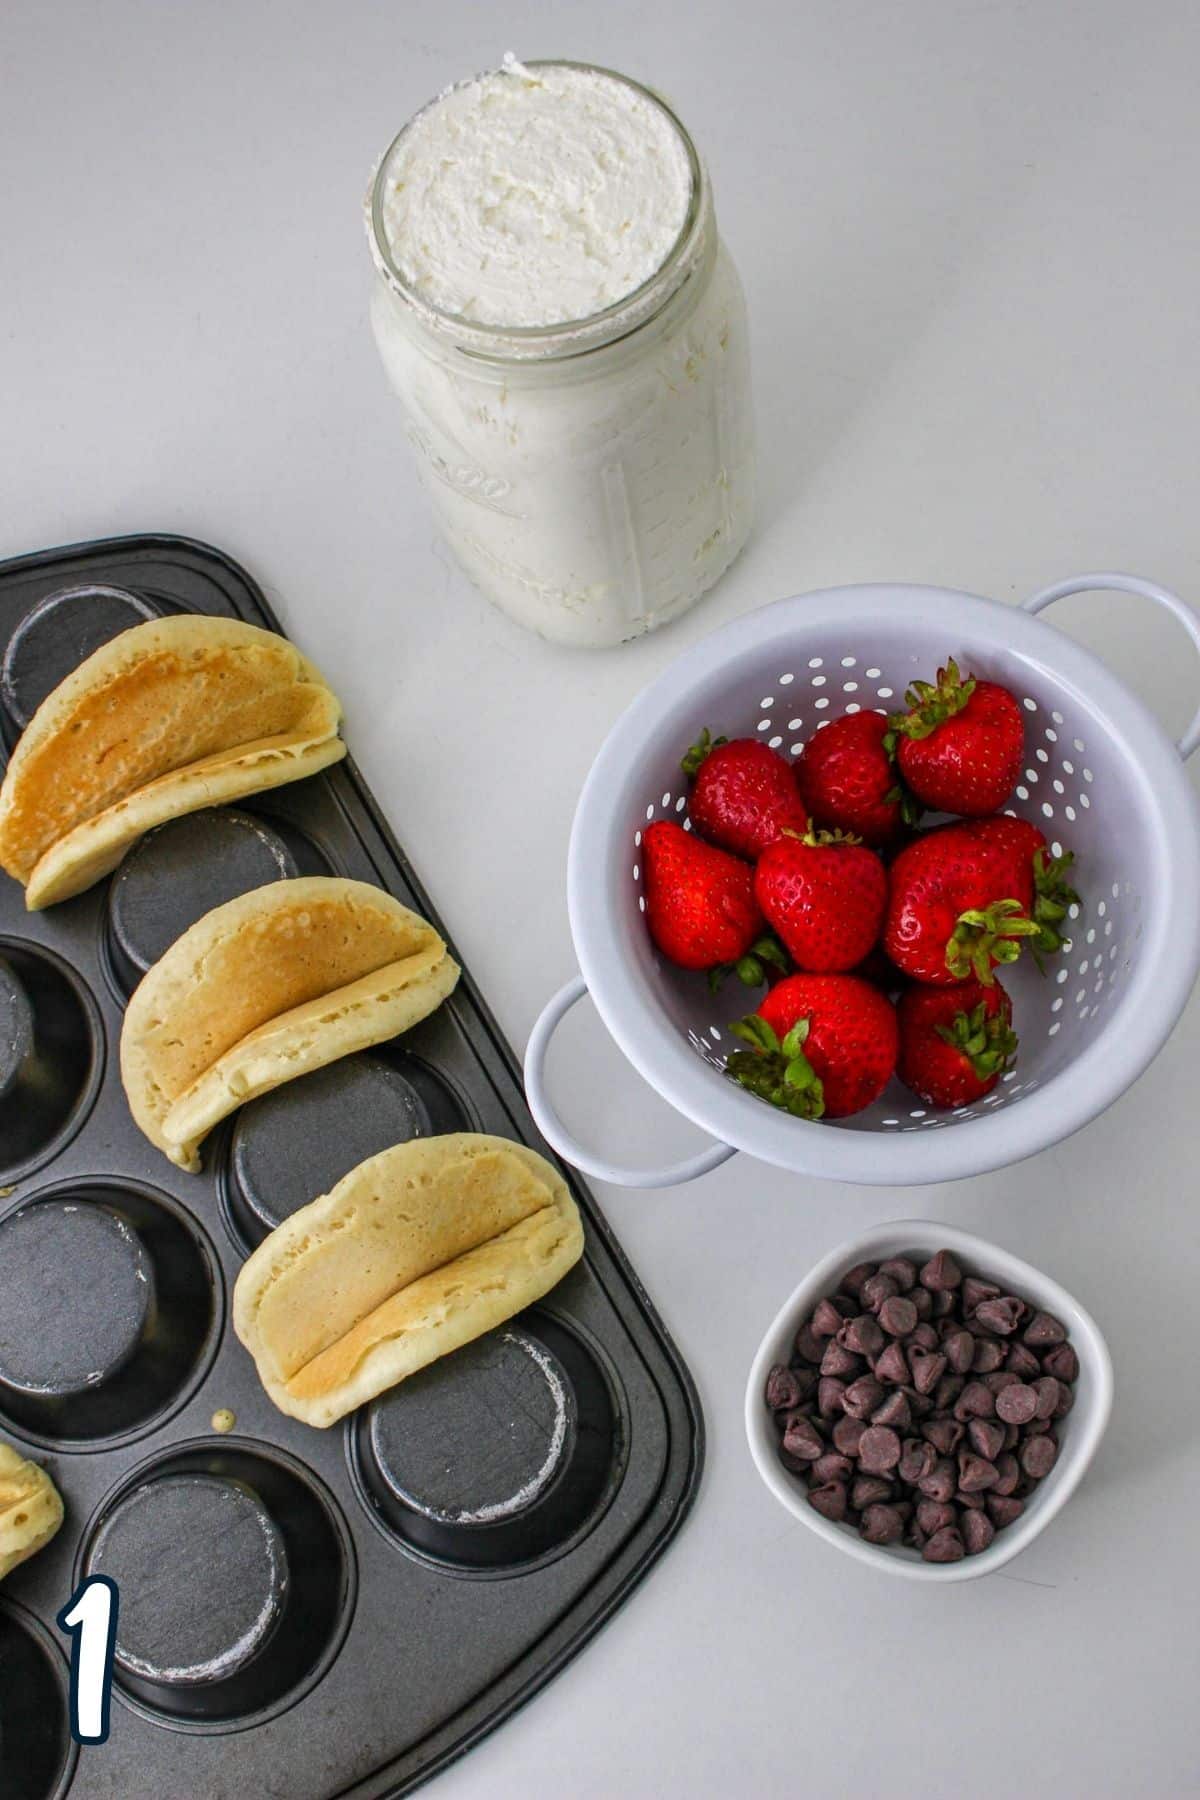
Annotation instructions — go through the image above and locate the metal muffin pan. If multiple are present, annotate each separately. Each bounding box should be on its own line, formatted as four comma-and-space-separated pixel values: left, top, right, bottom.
0, 534, 703, 1799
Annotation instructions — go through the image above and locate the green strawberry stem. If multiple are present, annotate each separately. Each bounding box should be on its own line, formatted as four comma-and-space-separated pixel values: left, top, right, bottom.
887, 657, 977, 743
681, 727, 728, 777
1029, 848, 1081, 957
725, 1013, 826, 1120
934, 1001, 1019, 1079
787, 823, 863, 848
945, 899, 1041, 985
707, 934, 791, 993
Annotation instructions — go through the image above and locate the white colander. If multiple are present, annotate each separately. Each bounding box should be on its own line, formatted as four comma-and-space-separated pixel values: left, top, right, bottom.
525, 574, 1200, 1188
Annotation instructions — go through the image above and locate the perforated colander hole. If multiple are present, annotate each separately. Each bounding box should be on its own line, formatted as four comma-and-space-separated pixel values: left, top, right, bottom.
1086, 928, 1096, 943
638, 896, 645, 912
760, 696, 775, 709
1024, 768, 1040, 784
811, 674, 826, 687
1048, 1022, 1061, 1036
1068, 903, 1081, 919
675, 796, 686, 813
846, 703, 861, 714
1022, 697, 1038, 713
1015, 786, 1029, 801
1097, 899, 1106, 915
788, 718, 803, 732
1051, 998, 1063, 1012
632, 865, 639, 881
1065, 807, 1077, 821
791, 743, 804, 756
1073, 737, 1085, 752
1035, 748, 1049, 764
757, 720, 770, 733
881, 1118, 900, 1128
1056, 968, 1069, 984
645, 806, 654, 821
634, 830, 642, 847
1062, 759, 1075, 774
843, 681, 859, 693
662, 792, 673, 808
1105, 920, 1114, 936
709, 1026, 721, 1041
779, 672, 794, 685
808, 657, 823, 669
1053, 780, 1065, 794
1079, 793, 1090, 809
1041, 803, 1054, 818
865, 667, 881, 679
768, 736, 783, 749
1110, 883, 1120, 900
841, 656, 856, 668
815, 698, 830, 711
1051, 710, 1064, 724
877, 687, 894, 699
909, 1109, 926, 1119
1044, 728, 1058, 743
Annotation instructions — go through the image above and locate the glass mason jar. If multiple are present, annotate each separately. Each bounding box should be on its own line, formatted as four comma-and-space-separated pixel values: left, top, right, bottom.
366, 64, 755, 650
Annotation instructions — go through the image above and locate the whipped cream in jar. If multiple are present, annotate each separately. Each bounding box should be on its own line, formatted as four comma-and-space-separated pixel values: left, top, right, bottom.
366, 58, 755, 649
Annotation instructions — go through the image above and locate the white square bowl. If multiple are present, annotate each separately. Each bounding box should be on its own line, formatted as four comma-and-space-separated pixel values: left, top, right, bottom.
744, 1220, 1113, 1581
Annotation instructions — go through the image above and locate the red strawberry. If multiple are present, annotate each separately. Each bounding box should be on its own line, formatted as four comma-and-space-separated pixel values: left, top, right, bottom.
642, 820, 763, 971
682, 730, 808, 858
883, 821, 1040, 985
796, 710, 916, 845
887, 660, 1024, 815
897, 978, 1018, 1108
727, 973, 898, 1119
755, 827, 887, 972
958, 816, 1080, 959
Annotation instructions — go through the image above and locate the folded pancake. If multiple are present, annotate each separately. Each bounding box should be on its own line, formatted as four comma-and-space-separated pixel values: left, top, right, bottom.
0, 1442, 64, 1581
121, 877, 461, 1172
234, 1135, 584, 1427
0, 614, 346, 909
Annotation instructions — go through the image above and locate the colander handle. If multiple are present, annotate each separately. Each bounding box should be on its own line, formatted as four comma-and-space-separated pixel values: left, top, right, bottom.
1024, 571, 1200, 760
524, 975, 737, 1188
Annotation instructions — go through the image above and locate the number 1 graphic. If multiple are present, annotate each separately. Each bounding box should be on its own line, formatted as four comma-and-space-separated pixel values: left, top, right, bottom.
57, 1576, 119, 1745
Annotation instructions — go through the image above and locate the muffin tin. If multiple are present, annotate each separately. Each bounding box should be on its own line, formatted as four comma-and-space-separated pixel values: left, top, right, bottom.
0, 534, 702, 1797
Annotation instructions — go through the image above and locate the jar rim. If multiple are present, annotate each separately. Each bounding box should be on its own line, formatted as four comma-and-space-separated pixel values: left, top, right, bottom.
366, 59, 710, 365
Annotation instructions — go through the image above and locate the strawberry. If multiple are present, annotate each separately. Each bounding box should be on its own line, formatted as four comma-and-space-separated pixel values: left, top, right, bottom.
897, 978, 1018, 1108
887, 660, 1024, 815
682, 730, 808, 858
796, 710, 917, 845
727, 973, 898, 1119
882, 821, 1040, 985
642, 820, 763, 971
957, 816, 1079, 960
755, 827, 888, 972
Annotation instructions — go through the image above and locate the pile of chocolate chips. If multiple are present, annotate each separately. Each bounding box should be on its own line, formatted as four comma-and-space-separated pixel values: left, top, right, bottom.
765, 1249, 1079, 1562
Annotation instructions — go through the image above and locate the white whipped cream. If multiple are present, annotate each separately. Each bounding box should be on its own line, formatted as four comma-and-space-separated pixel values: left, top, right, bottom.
379, 56, 693, 329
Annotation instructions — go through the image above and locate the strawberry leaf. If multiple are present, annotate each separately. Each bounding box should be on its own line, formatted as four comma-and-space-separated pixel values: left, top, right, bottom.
681, 727, 728, 777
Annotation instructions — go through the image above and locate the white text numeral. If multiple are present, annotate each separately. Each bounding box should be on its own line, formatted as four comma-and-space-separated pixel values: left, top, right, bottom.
58, 1575, 119, 1745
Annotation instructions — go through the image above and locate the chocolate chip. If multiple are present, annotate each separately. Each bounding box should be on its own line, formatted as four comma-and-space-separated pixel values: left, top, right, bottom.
839, 1314, 885, 1357
820, 1340, 863, 1379
911, 1286, 934, 1321
858, 1426, 902, 1474
1006, 1342, 1042, 1380
954, 1381, 995, 1421
1051, 1379, 1074, 1419
818, 1377, 848, 1417
962, 1509, 996, 1555
922, 1526, 965, 1563
1024, 1310, 1067, 1347
962, 1276, 1000, 1315
852, 1474, 893, 1509
986, 1494, 1024, 1528
832, 1416, 867, 1457
1020, 1435, 1058, 1479
877, 1257, 917, 1291
909, 1349, 948, 1395
995, 1383, 1038, 1425
871, 1390, 912, 1432
812, 1452, 854, 1486
957, 1450, 999, 1493
971, 1338, 1007, 1374
955, 1487, 986, 1510
878, 1295, 919, 1337
794, 1323, 825, 1364
1041, 1343, 1079, 1383
920, 1249, 963, 1292
993, 1454, 1020, 1496
899, 1438, 937, 1484
922, 1417, 964, 1456
933, 1374, 964, 1411
860, 1503, 906, 1545
766, 1364, 806, 1410
944, 1329, 975, 1374
808, 1481, 848, 1522
972, 1296, 1024, 1335
840, 1262, 877, 1298
812, 1297, 847, 1338
909, 1322, 939, 1352
874, 1341, 910, 1386
984, 1370, 1021, 1395
967, 1418, 1005, 1461
860, 1272, 899, 1312
916, 1499, 957, 1537
932, 1288, 957, 1318
917, 1457, 957, 1504
782, 1414, 825, 1460
842, 1375, 885, 1420
904, 1385, 935, 1419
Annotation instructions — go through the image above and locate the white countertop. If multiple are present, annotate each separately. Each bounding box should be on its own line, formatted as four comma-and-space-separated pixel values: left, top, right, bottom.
4, 1, 1200, 1794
